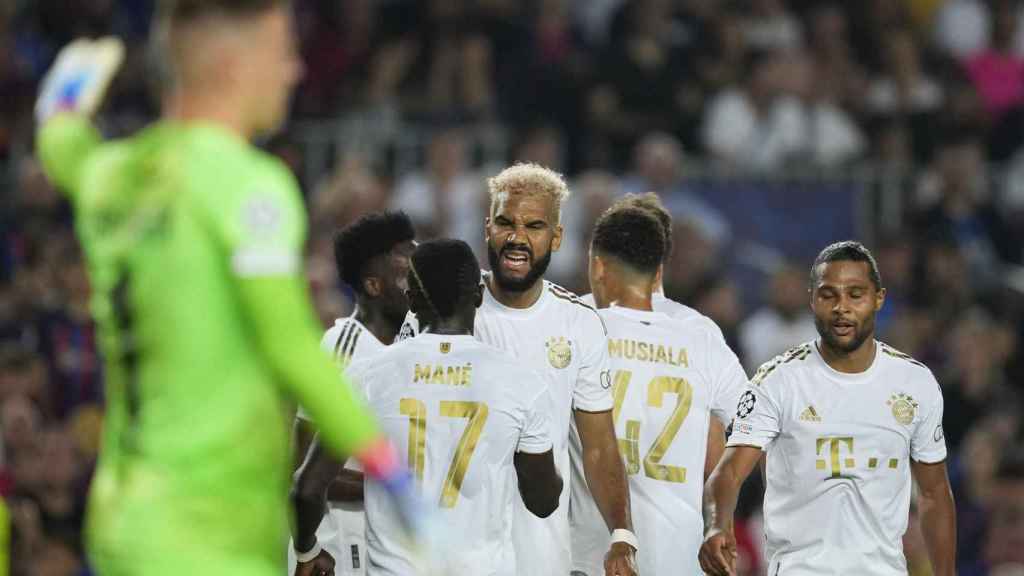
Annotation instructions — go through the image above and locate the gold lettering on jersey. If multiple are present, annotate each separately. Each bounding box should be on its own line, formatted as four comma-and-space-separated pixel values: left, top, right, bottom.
815, 436, 905, 477
815, 437, 854, 479
412, 363, 473, 386
607, 339, 688, 367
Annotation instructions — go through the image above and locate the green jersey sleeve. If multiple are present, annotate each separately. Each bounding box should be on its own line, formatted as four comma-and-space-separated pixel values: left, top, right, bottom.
36, 113, 102, 195
202, 155, 381, 457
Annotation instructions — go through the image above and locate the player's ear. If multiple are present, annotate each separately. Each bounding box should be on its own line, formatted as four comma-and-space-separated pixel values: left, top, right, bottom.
551, 223, 563, 252
484, 217, 492, 243
874, 286, 886, 312
474, 281, 484, 309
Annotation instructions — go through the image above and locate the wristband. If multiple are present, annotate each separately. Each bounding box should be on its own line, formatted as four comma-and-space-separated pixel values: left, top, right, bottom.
611, 529, 639, 552
295, 541, 322, 563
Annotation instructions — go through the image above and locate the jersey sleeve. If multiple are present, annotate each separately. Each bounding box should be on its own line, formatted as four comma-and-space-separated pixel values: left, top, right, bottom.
518, 376, 554, 455
210, 159, 307, 279
706, 326, 748, 427
572, 310, 613, 412
36, 114, 102, 196
726, 376, 783, 450
910, 374, 947, 464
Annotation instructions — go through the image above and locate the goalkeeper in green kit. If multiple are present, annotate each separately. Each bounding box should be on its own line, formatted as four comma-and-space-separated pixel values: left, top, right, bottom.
33, 2, 420, 575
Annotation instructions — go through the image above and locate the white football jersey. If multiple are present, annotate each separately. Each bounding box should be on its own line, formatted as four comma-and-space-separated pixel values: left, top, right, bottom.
568, 306, 747, 576
728, 340, 947, 576
400, 277, 612, 576
580, 291, 709, 327
290, 316, 387, 576
349, 333, 553, 576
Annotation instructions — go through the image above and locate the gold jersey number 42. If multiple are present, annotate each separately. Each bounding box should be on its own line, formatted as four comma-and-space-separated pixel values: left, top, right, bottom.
612, 370, 693, 483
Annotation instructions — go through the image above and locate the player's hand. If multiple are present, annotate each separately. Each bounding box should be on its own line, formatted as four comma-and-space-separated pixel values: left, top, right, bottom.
36, 37, 125, 123
604, 541, 638, 576
699, 527, 738, 576
295, 548, 335, 576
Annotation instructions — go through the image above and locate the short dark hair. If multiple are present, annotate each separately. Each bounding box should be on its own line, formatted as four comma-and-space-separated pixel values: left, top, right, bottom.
611, 192, 673, 263
333, 211, 415, 294
811, 241, 883, 290
160, 0, 288, 22
591, 206, 666, 274
408, 239, 481, 319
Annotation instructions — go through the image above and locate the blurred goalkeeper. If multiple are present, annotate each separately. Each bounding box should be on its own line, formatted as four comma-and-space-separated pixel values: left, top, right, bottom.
33, 1, 418, 575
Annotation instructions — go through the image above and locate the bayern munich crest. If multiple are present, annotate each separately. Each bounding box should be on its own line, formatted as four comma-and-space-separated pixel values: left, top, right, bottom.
887, 393, 918, 426
546, 337, 572, 369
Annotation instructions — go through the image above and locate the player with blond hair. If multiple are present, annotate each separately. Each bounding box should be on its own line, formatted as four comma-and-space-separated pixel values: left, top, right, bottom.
401, 163, 638, 576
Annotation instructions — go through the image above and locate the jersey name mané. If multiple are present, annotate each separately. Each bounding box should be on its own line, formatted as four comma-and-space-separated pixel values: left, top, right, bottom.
350, 334, 552, 576
400, 277, 611, 576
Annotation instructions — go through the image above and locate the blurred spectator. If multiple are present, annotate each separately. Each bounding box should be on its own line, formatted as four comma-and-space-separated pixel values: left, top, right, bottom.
620, 132, 730, 245
703, 49, 805, 170
806, 3, 868, 112
703, 48, 863, 169
939, 309, 1016, 450
743, 0, 802, 51
914, 130, 1021, 290
934, 0, 990, 58
964, 0, 1024, 122
294, 0, 379, 117
586, 0, 695, 168
552, 169, 618, 290
391, 129, 485, 249
689, 274, 746, 363
866, 28, 944, 116
738, 263, 818, 372
984, 452, 1024, 573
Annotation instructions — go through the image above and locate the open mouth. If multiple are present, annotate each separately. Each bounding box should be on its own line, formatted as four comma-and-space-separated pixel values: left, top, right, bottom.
832, 320, 855, 337
501, 249, 531, 271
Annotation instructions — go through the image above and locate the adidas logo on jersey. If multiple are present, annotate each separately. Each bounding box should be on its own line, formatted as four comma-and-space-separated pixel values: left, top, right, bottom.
799, 405, 822, 422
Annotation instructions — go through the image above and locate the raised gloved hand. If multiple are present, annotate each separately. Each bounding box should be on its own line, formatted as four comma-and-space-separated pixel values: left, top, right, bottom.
36, 37, 125, 123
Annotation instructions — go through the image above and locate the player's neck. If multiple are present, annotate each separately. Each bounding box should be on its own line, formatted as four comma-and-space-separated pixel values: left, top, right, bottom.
611, 284, 654, 312
164, 89, 251, 140
353, 304, 401, 346
422, 315, 474, 336
817, 336, 877, 374
486, 274, 544, 309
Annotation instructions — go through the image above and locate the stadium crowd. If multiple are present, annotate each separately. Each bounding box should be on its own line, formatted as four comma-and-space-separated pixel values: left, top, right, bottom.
2, 0, 1024, 574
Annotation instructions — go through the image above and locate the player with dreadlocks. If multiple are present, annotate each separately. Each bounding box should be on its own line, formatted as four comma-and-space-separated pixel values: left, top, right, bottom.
344, 239, 562, 575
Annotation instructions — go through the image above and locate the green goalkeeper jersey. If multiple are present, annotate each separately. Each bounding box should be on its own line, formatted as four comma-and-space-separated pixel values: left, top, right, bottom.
37, 115, 379, 575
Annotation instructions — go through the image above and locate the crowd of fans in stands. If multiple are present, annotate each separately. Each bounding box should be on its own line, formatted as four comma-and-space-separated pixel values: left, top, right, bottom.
2, 1, 1023, 575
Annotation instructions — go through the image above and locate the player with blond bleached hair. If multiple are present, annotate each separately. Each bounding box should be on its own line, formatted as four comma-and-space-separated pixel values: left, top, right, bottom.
400, 162, 638, 576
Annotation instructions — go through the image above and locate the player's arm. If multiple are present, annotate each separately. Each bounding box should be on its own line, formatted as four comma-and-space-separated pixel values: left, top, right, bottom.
573, 312, 637, 576
704, 418, 727, 484
911, 459, 956, 576
513, 450, 561, 518
216, 167, 417, 542
237, 276, 382, 456
35, 38, 124, 195
574, 408, 637, 576
699, 445, 762, 576
291, 434, 344, 552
